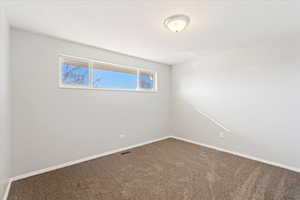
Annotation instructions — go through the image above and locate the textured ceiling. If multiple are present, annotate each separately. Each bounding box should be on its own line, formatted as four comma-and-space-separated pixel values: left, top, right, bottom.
3, 0, 300, 65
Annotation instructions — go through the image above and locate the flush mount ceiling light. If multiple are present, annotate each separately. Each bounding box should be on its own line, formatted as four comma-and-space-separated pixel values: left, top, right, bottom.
164, 14, 190, 33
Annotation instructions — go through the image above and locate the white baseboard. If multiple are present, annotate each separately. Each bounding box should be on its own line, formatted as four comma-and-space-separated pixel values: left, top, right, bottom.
171, 136, 300, 173
11, 136, 172, 181
3, 179, 12, 200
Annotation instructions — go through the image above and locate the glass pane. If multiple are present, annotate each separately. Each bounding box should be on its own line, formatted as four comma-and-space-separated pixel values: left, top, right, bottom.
139, 71, 154, 89
93, 63, 137, 89
61, 58, 89, 87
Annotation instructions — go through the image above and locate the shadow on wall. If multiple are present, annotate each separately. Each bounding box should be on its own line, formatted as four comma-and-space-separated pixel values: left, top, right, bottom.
171, 37, 300, 169
172, 97, 275, 162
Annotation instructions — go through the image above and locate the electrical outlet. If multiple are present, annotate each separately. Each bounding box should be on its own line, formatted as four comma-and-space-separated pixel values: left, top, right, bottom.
120, 134, 126, 139
219, 132, 225, 138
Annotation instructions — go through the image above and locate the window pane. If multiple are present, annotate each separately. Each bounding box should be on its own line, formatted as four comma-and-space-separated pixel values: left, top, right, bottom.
93, 63, 137, 89
61, 58, 89, 87
139, 71, 154, 89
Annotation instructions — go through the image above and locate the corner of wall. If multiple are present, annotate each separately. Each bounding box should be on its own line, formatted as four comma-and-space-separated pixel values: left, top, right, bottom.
0, 8, 12, 200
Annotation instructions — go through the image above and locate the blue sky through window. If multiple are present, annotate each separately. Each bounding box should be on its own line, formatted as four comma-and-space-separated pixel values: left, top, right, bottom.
140, 74, 153, 89
62, 64, 89, 86
93, 69, 137, 89
61, 59, 154, 90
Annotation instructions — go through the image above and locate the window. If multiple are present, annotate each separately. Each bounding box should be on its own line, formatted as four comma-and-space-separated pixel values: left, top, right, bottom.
61, 58, 90, 88
93, 62, 137, 89
139, 71, 154, 90
59, 55, 157, 92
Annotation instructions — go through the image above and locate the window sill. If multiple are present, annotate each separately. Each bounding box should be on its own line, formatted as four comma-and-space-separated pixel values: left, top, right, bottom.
58, 85, 158, 93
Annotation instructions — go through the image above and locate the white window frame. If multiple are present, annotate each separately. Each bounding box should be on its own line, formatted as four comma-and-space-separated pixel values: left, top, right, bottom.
58, 54, 158, 92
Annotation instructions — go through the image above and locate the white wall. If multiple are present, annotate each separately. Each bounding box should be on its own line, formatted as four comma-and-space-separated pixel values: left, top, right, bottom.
11, 29, 171, 176
0, 8, 11, 199
172, 36, 300, 169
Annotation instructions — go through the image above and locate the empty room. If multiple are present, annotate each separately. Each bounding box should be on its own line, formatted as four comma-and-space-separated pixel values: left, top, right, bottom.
1, 0, 300, 199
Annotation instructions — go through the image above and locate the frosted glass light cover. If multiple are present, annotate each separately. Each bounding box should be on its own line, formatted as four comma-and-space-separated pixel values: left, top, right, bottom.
164, 15, 190, 32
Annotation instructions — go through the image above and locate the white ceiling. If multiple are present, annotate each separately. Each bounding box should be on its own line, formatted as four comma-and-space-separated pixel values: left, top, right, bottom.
3, 0, 300, 65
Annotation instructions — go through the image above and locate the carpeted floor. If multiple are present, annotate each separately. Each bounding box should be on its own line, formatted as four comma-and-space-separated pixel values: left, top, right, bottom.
8, 138, 300, 200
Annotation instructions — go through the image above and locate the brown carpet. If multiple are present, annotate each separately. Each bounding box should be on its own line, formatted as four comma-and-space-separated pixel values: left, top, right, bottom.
8, 138, 300, 200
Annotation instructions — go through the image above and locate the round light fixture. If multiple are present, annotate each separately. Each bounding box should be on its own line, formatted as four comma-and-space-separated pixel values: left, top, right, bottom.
164, 14, 190, 33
